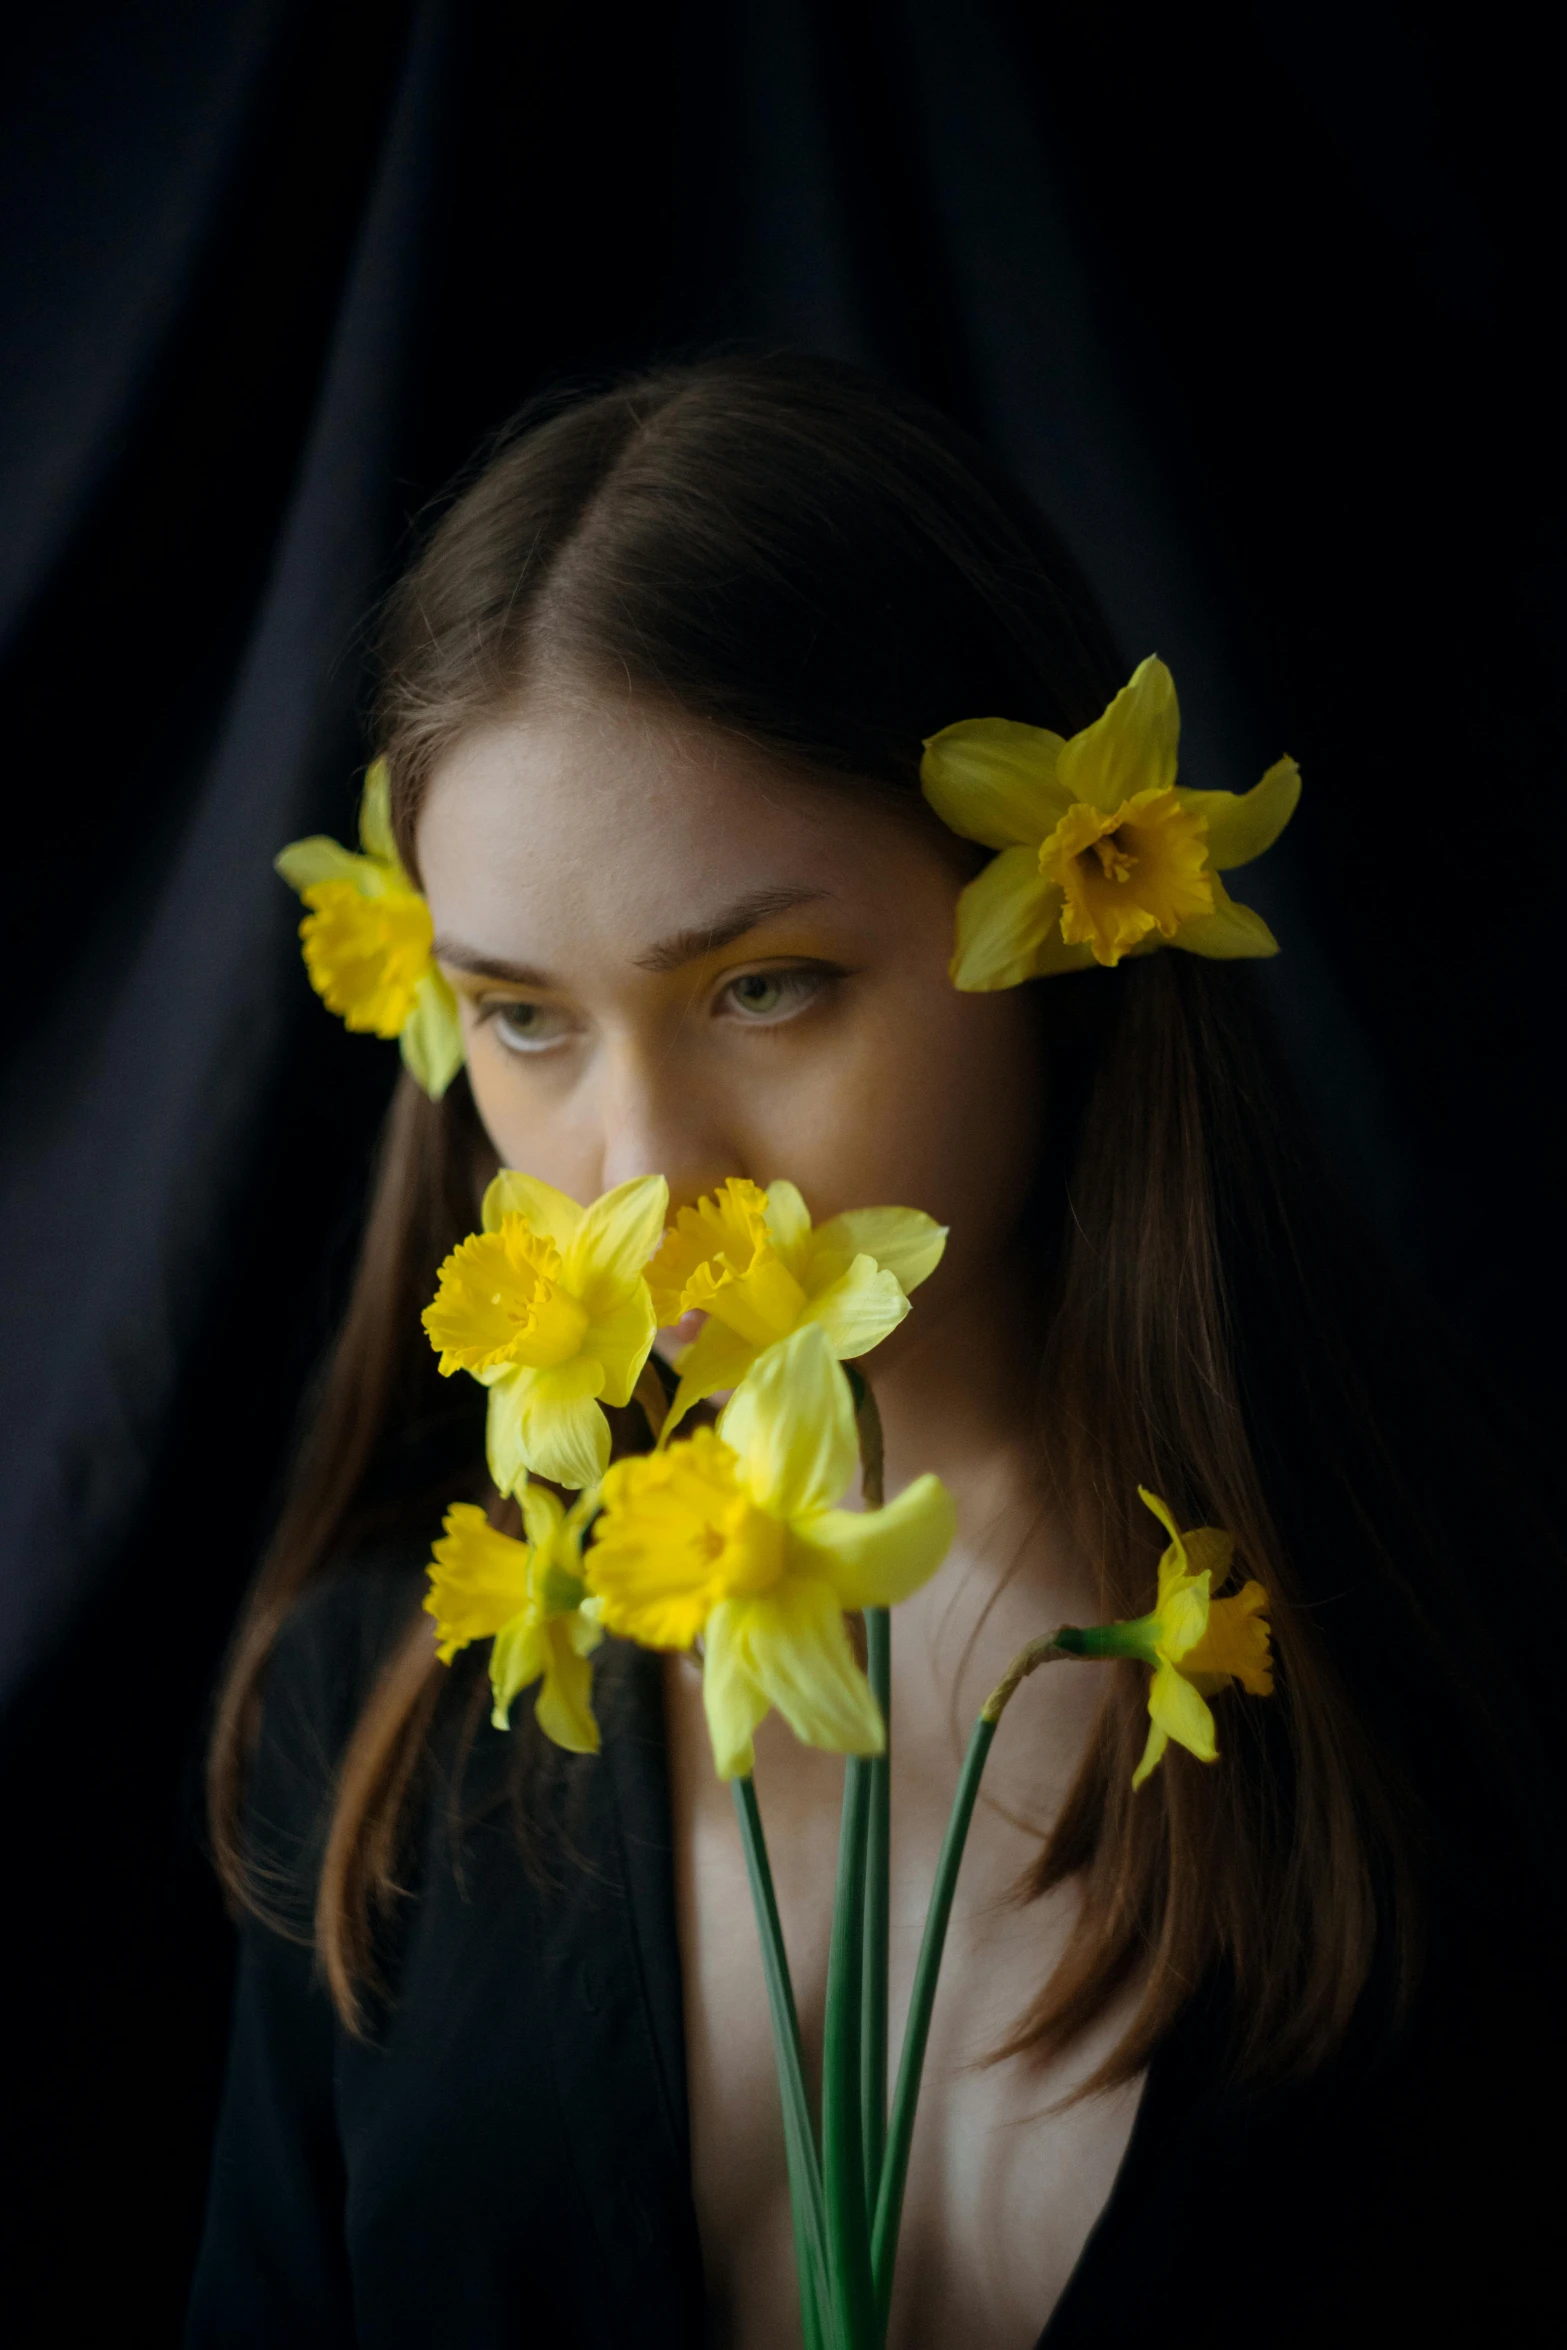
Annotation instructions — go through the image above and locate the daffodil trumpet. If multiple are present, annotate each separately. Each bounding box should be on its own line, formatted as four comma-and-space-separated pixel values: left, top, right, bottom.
276, 758, 465, 1097
920, 655, 1300, 990
423, 1169, 669, 1495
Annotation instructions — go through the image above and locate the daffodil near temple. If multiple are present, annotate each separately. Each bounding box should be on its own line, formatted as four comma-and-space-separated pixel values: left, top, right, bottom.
646, 1176, 947, 1439
275, 757, 464, 1096
920, 656, 1301, 990
585, 1322, 955, 1778
1054, 1486, 1274, 1786
422, 1171, 668, 1493
424, 1491, 603, 1751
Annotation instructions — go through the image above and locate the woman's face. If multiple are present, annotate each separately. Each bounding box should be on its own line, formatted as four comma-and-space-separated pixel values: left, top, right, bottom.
416, 689, 1050, 1349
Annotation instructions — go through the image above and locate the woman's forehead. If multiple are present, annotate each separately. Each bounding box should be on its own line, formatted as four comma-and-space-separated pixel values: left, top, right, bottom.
416, 699, 942, 971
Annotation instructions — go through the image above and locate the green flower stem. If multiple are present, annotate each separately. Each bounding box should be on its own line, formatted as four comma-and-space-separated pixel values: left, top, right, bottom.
861, 1607, 890, 2217
870, 1632, 1070, 2325
851, 1378, 890, 2246
732, 1778, 830, 2344
795, 2207, 827, 2350
824, 1756, 878, 2349
870, 1711, 992, 2323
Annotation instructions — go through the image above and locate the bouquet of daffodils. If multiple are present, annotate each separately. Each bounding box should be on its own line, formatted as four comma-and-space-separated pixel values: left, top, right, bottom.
416, 1169, 1273, 2350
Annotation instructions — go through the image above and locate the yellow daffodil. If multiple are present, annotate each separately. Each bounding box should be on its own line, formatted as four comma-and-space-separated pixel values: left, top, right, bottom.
1055, 1486, 1273, 1786
646, 1177, 946, 1440
423, 1170, 668, 1494
275, 757, 464, 1097
584, 1322, 955, 1778
424, 1493, 603, 1750
920, 657, 1300, 989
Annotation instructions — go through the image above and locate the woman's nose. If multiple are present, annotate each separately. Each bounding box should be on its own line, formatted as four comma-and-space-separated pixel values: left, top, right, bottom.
590, 1039, 739, 1213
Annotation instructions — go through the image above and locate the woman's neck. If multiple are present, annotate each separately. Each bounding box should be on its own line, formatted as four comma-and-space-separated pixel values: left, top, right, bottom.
870, 1244, 1089, 1614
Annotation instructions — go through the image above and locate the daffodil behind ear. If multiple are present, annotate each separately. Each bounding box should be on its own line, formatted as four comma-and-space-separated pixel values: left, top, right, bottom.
921, 658, 1300, 988
423, 1171, 667, 1494
276, 758, 464, 1097
585, 1322, 954, 1777
646, 1177, 946, 1439
1053, 1486, 1274, 1786
424, 1494, 603, 1751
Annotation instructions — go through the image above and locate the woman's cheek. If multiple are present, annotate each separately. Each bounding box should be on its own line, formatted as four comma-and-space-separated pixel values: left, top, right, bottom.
462, 1033, 560, 1180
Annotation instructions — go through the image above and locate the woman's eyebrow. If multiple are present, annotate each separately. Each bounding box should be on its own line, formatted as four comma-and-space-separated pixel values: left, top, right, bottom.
432, 885, 829, 990
433, 941, 556, 988
634, 885, 829, 974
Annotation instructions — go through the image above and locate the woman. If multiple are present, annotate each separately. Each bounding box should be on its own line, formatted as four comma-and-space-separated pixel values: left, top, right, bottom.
189, 356, 1553, 2347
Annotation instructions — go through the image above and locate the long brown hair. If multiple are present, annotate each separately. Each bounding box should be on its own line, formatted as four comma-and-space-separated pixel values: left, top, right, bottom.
211, 353, 1514, 2075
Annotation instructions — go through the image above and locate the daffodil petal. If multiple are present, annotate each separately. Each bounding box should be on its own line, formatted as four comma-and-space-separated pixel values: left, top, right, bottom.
1131, 1719, 1170, 1790
488, 1359, 608, 1493
588, 1285, 658, 1408
1138, 1486, 1185, 1549
1007, 906, 1101, 976
720, 1323, 857, 1518
1180, 756, 1300, 872
702, 1601, 771, 1778
489, 1612, 550, 1727
520, 1359, 610, 1490
763, 1179, 813, 1261
519, 1483, 566, 1551
567, 1605, 604, 1656
566, 1173, 670, 1306
275, 836, 373, 895
399, 967, 465, 1099
1179, 1527, 1234, 1586
565, 1486, 601, 1539
532, 1623, 601, 1753
1057, 655, 1179, 812
790, 1473, 955, 1609
739, 1577, 885, 1759
481, 1170, 586, 1248
799, 1256, 910, 1358
920, 717, 1070, 847
358, 758, 399, 864
811, 1207, 947, 1295
1148, 1658, 1218, 1764
1170, 877, 1280, 960
951, 850, 1080, 992
485, 1371, 535, 1496
661, 1317, 758, 1441
1158, 1578, 1212, 1663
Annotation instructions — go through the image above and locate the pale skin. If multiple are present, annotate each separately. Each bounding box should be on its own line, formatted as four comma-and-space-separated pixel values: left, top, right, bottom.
417, 683, 1143, 2350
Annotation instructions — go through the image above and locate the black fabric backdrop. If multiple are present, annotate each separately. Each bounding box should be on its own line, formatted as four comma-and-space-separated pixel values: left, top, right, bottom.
1, 2, 1560, 2333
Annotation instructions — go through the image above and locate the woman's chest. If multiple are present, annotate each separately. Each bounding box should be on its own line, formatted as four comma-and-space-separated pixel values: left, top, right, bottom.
666, 1660, 1143, 2350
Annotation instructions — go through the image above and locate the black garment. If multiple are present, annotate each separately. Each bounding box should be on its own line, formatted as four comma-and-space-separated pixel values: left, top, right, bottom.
188, 1562, 1557, 2348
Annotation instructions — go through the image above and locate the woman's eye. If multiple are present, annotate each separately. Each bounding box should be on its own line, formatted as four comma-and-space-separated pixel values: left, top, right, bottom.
488, 999, 574, 1054
721, 969, 826, 1024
